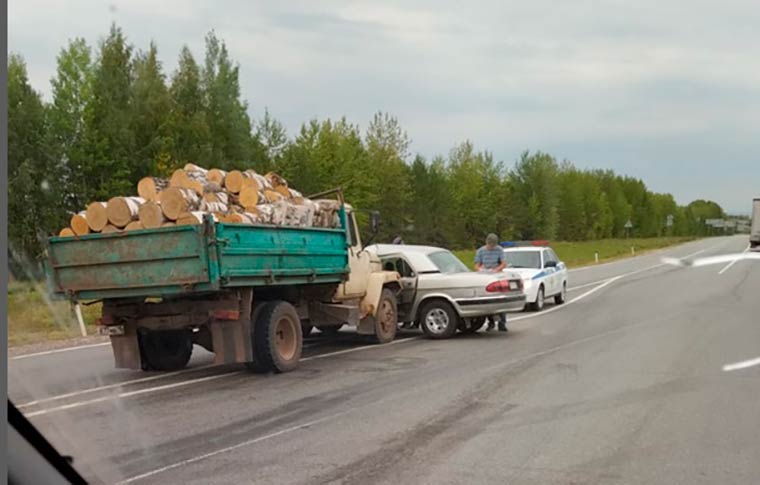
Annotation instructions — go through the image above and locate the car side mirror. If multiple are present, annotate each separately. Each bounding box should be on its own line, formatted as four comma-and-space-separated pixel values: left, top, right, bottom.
544, 260, 557, 268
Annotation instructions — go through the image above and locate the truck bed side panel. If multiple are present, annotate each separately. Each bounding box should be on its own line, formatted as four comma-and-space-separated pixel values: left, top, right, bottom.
47, 225, 215, 300
216, 223, 349, 286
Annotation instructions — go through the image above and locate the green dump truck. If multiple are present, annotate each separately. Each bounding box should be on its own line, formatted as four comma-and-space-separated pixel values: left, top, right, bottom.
45, 195, 400, 373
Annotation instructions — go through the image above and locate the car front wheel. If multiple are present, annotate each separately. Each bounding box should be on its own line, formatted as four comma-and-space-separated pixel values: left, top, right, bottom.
530, 286, 545, 311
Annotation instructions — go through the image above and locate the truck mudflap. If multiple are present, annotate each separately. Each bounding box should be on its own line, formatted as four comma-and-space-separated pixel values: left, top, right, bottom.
210, 288, 254, 365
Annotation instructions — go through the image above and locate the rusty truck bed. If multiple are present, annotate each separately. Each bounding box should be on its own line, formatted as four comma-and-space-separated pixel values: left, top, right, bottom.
45, 216, 350, 301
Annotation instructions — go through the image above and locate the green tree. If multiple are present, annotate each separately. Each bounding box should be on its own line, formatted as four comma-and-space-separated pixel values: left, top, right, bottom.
83, 24, 134, 200
509, 151, 560, 240
47, 37, 94, 213
202, 31, 252, 168
407, 155, 452, 246
365, 112, 412, 241
253, 108, 288, 172
8, 54, 62, 265
556, 164, 587, 240
446, 141, 505, 248
280, 118, 372, 209
130, 42, 172, 179
168, 45, 211, 170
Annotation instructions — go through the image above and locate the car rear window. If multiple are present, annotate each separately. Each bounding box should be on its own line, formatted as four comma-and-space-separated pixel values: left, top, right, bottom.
504, 251, 541, 269
428, 251, 470, 274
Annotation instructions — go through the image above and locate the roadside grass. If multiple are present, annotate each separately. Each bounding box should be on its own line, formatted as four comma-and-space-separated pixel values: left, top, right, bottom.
8, 280, 101, 347
454, 236, 697, 270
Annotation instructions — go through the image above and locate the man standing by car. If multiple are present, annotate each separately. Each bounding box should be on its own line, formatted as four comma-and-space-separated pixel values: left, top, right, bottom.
474, 233, 508, 332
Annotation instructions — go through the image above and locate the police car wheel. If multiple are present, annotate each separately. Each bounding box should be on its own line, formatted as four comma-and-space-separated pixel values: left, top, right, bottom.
554, 282, 567, 304
531, 286, 545, 311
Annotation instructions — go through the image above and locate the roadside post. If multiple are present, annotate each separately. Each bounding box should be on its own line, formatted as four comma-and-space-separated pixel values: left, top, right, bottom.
595, 252, 599, 263
73, 302, 87, 337
624, 220, 633, 238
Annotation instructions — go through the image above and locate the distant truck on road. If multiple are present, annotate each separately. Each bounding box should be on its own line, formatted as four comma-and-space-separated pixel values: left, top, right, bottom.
44, 192, 400, 374
751, 198, 760, 250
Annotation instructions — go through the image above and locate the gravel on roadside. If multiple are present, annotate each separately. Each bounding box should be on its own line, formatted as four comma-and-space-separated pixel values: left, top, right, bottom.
9, 335, 109, 358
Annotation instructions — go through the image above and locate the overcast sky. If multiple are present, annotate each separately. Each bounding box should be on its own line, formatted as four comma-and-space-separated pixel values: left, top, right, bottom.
10, 0, 760, 213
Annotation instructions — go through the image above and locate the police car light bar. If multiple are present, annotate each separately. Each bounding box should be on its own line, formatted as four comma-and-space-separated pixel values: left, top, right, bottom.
500, 240, 550, 248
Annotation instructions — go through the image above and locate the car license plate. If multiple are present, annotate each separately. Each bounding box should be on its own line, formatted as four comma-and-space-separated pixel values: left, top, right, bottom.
98, 325, 125, 336
509, 281, 519, 290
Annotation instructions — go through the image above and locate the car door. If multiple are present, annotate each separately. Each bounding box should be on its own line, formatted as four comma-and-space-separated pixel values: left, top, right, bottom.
549, 248, 565, 287
382, 256, 417, 321
542, 249, 558, 295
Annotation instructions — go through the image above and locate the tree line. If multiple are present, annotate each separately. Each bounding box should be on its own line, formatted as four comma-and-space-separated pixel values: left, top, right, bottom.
8, 24, 725, 268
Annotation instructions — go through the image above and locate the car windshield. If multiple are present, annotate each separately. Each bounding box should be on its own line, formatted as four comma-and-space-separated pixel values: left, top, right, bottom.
428, 251, 470, 274
504, 251, 542, 269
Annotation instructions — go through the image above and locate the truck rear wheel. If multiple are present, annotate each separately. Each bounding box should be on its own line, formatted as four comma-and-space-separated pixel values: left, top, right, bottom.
374, 289, 398, 344
139, 329, 193, 371
252, 301, 302, 374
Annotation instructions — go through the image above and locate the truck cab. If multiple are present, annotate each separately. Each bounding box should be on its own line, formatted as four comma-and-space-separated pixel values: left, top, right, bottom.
310, 204, 400, 341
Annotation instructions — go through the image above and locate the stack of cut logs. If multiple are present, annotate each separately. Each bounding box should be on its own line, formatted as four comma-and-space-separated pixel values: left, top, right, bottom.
58, 164, 342, 236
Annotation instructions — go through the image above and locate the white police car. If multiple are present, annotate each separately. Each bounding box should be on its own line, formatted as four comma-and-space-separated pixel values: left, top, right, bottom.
500, 241, 568, 311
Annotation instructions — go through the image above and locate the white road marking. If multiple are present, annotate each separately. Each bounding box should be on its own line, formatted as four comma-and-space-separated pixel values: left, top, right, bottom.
11, 342, 111, 360
118, 409, 353, 484
15, 338, 403, 409
302, 336, 419, 361
25, 372, 244, 418
22, 337, 420, 417
510, 246, 711, 323
566, 240, 714, 273
17, 365, 214, 409
567, 278, 611, 292
722, 357, 760, 372
510, 276, 623, 323
718, 245, 751, 274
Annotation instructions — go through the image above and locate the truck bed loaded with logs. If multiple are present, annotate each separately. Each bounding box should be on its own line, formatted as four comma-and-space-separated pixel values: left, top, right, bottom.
45, 191, 400, 373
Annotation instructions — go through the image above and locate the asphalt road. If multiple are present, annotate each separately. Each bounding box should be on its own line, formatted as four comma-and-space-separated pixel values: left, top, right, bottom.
9, 235, 759, 484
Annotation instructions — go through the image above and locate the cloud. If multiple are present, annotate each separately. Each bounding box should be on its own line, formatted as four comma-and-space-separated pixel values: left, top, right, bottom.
9, 0, 760, 213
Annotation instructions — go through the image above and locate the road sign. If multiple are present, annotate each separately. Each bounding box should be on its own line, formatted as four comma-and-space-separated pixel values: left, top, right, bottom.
666, 214, 674, 227
624, 220, 633, 229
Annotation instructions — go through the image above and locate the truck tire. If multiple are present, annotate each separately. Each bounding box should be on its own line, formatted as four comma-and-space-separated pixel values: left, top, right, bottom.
252, 300, 302, 374
374, 289, 398, 344
245, 303, 269, 373
419, 300, 459, 339
139, 329, 193, 371
316, 324, 343, 337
